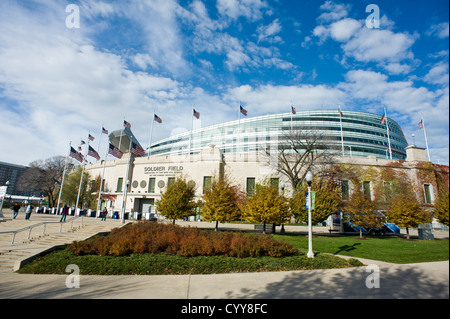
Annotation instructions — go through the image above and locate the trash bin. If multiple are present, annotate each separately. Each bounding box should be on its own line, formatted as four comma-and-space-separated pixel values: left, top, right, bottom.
418, 223, 434, 240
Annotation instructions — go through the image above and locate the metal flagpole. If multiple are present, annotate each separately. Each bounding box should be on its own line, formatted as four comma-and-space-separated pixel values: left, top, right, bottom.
290, 101, 293, 130
120, 141, 133, 224
238, 101, 241, 153
75, 134, 90, 215
147, 109, 155, 157
56, 141, 71, 215
384, 107, 393, 160
118, 117, 125, 153
95, 136, 110, 216
421, 114, 431, 161
339, 104, 345, 156
189, 105, 194, 155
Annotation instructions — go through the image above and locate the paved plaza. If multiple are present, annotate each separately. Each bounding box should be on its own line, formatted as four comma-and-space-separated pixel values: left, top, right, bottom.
0, 210, 448, 299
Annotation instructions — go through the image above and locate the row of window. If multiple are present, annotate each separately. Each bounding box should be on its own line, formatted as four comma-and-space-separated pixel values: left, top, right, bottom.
112, 176, 434, 204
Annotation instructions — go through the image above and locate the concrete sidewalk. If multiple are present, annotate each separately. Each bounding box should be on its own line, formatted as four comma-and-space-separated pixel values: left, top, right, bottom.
0, 212, 448, 299
0, 260, 448, 299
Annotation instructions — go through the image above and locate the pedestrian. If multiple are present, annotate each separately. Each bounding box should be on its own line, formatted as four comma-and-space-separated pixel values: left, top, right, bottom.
12, 203, 20, 219
60, 204, 69, 223
25, 203, 33, 220
101, 207, 108, 221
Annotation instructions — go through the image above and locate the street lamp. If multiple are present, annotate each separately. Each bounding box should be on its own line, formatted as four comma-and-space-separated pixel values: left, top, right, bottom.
305, 171, 314, 258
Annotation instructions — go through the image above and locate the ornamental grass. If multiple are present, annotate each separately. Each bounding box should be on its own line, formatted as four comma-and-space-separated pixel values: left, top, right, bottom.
68, 221, 297, 258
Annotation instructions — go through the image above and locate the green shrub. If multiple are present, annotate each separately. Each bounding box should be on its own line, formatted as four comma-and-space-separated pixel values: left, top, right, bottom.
67, 222, 297, 258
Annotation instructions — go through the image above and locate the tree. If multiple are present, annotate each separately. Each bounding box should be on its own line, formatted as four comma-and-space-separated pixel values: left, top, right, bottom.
17, 156, 70, 207
290, 178, 342, 226
243, 183, 290, 234
344, 189, 382, 239
386, 193, 432, 239
60, 167, 96, 209
434, 188, 449, 226
201, 174, 241, 231
156, 176, 197, 224
265, 127, 336, 195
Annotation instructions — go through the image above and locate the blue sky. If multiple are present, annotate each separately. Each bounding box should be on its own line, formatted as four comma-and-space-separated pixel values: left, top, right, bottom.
0, 0, 448, 166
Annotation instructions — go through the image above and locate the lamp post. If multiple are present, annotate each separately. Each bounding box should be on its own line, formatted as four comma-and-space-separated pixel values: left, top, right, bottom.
305, 171, 314, 258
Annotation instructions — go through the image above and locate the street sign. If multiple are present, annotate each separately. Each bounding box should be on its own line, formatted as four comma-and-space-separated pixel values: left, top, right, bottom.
306, 191, 316, 210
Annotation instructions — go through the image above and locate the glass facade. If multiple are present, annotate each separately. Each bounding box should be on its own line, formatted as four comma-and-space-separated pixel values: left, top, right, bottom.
149, 110, 408, 160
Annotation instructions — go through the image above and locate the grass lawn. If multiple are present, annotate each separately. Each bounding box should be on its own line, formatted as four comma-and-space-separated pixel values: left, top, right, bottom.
274, 233, 449, 264
17, 246, 363, 275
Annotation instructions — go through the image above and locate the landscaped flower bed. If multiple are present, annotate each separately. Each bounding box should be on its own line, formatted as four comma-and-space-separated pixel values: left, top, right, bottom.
68, 222, 298, 258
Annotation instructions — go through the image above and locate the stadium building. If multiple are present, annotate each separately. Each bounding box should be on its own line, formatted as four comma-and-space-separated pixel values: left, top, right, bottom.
82, 110, 447, 220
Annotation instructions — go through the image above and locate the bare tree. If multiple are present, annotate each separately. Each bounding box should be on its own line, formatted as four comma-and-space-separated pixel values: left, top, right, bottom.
17, 156, 73, 207
265, 127, 338, 195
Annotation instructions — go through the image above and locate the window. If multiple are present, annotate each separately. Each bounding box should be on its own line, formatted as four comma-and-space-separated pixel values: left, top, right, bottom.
246, 177, 256, 197
167, 177, 175, 187
424, 184, 433, 204
341, 180, 349, 200
363, 181, 371, 200
116, 177, 123, 192
203, 176, 212, 194
148, 178, 155, 193
270, 178, 279, 191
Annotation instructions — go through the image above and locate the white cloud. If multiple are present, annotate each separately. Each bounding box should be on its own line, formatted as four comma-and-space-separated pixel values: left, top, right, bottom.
317, 1, 351, 22
216, 0, 269, 21
427, 22, 449, 38
424, 61, 449, 85
257, 19, 283, 43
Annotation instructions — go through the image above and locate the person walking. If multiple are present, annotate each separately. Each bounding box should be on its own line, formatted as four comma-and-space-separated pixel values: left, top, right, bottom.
101, 207, 108, 221
12, 203, 20, 219
60, 204, 69, 223
25, 203, 33, 220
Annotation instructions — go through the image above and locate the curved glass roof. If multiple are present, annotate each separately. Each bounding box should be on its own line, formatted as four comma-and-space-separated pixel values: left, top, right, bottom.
149, 110, 408, 160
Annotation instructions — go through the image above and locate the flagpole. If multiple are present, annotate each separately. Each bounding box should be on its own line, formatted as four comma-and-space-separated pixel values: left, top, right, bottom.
56, 141, 71, 215
339, 104, 344, 156
189, 105, 194, 155
120, 141, 133, 224
118, 117, 125, 153
290, 101, 293, 130
384, 107, 393, 160
421, 114, 431, 161
147, 110, 155, 157
75, 134, 90, 214
95, 145, 109, 216
238, 101, 241, 154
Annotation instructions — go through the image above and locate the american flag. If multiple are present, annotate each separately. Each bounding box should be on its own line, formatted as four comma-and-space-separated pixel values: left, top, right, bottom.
80, 140, 85, 145
124, 120, 131, 129
338, 105, 342, 117
108, 143, 123, 159
240, 105, 248, 116
69, 146, 84, 163
154, 114, 162, 123
380, 113, 386, 124
131, 142, 145, 156
193, 109, 200, 119
291, 105, 296, 115
88, 134, 95, 141
102, 127, 109, 134
88, 145, 100, 160
418, 119, 423, 129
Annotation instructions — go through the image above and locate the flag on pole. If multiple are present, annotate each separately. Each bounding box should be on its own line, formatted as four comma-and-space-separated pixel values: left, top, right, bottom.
69, 146, 84, 163
108, 143, 123, 159
154, 114, 162, 123
124, 120, 131, 129
131, 142, 145, 156
80, 140, 86, 145
240, 105, 248, 116
88, 145, 101, 160
193, 109, 200, 119
418, 119, 423, 129
338, 105, 343, 117
88, 134, 95, 141
102, 127, 109, 134
380, 113, 386, 124
291, 105, 296, 115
